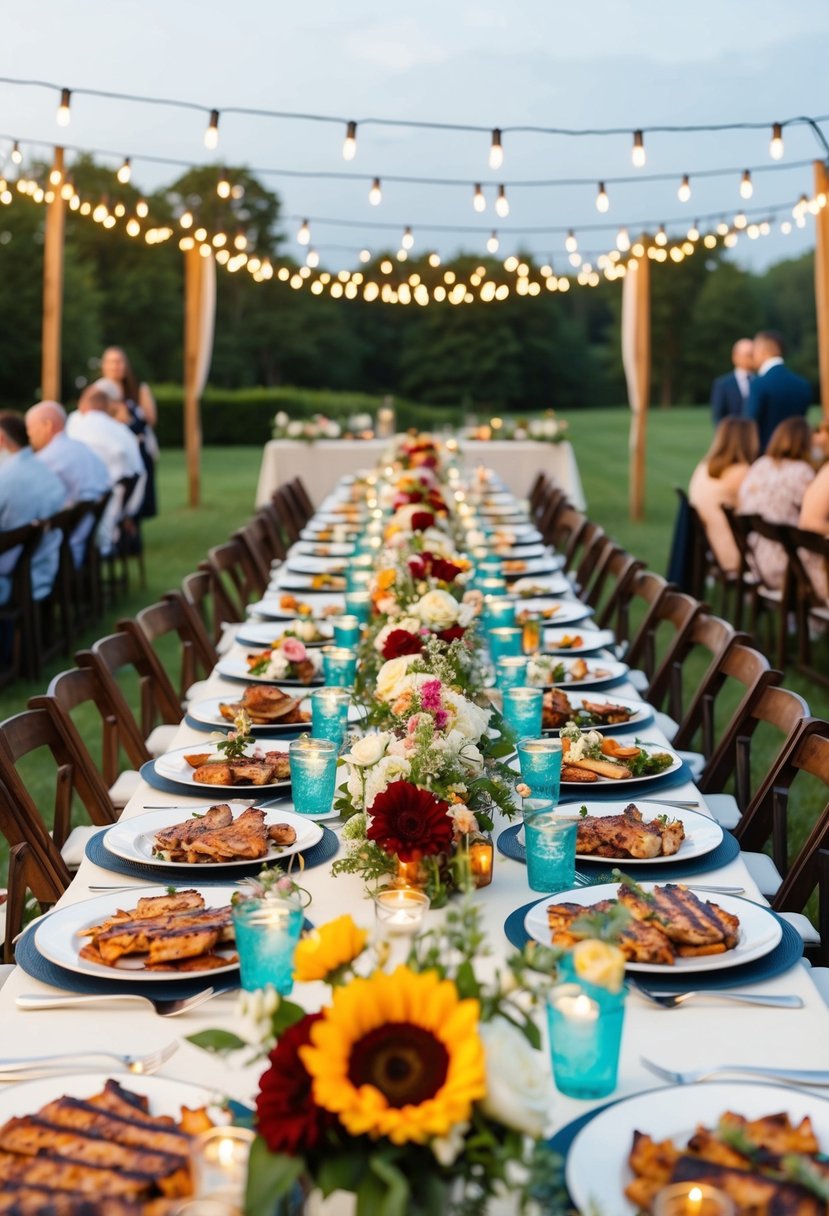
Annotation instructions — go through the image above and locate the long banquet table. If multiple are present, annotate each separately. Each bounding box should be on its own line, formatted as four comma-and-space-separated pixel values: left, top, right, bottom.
4, 472, 828, 1211
256, 438, 586, 509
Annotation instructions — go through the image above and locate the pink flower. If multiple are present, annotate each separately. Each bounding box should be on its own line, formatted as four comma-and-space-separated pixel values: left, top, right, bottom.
420, 679, 443, 712
281, 638, 307, 663
434, 708, 448, 730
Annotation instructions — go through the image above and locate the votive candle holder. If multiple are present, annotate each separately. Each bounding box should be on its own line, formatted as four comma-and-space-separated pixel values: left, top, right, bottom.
331, 614, 362, 648
373, 887, 430, 936
488, 627, 524, 662
502, 685, 543, 736
652, 1184, 736, 1216
517, 737, 562, 800
289, 736, 338, 816
484, 596, 516, 630
546, 959, 627, 1100
522, 797, 576, 892
230, 899, 305, 994
344, 590, 371, 623
191, 1126, 256, 1207
346, 568, 372, 593
475, 575, 507, 595
311, 686, 351, 746
322, 646, 357, 686
495, 655, 528, 690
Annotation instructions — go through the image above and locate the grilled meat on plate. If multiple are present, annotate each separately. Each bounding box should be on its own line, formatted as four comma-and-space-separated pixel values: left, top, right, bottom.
576, 804, 685, 859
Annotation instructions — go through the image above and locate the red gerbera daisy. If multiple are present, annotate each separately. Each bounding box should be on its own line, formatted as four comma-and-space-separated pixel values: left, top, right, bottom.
430, 557, 463, 584
437, 624, 466, 642
367, 780, 453, 861
382, 628, 424, 660
256, 1012, 332, 1155
410, 510, 435, 532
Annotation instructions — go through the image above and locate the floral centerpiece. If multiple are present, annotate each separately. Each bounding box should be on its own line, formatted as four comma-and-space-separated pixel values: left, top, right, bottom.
273, 412, 343, 442
465, 412, 568, 444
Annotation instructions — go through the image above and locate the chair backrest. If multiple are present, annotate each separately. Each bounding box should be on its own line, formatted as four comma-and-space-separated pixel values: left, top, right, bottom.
3, 837, 68, 962
701, 682, 809, 816
271, 489, 302, 544
613, 568, 670, 654
291, 477, 315, 518
0, 707, 115, 854
231, 523, 272, 592
650, 611, 741, 724
782, 525, 829, 605
570, 526, 608, 598
129, 595, 216, 702
250, 508, 288, 566
592, 549, 646, 630
79, 629, 182, 741
182, 567, 235, 646
31, 664, 149, 789
283, 478, 312, 529
527, 472, 548, 512
673, 637, 780, 759
205, 538, 262, 620
535, 487, 567, 537
628, 588, 703, 698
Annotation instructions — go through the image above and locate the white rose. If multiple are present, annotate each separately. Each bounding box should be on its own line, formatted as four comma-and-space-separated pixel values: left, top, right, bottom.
364, 754, 411, 808
420, 527, 454, 557
415, 589, 459, 632
444, 690, 491, 742
374, 617, 421, 653
275, 411, 289, 427
287, 420, 303, 438
375, 655, 418, 702
431, 1121, 469, 1166
348, 732, 391, 767
479, 1017, 552, 1138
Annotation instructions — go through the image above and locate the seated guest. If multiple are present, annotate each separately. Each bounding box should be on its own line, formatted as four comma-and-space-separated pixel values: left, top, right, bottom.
798, 435, 829, 599
26, 400, 112, 566
0, 411, 67, 605
746, 330, 812, 450
66, 384, 145, 553
689, 418, 758, 573
738, 416, 815, 588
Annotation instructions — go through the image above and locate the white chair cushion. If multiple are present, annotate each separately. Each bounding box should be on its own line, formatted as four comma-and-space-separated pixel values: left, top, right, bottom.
217, 622, 236, 655
702, 793, 741, 830
185, 680, 211, 703
807, 967, 829, 1007
60, 825, 100, 869
778, 911, 821, 946
742, 851, 783, 898
108, 769, 142, 810
145, 724, 179, 757
654, 711, 680, 743
676, 749, 704, 780
627, 669, 648, 693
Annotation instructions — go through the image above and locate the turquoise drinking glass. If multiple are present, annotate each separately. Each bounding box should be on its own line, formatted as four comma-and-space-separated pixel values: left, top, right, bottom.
231, 897, 305, 994
517, 737, 563, 800
474, 574, 507, 595
522, 797, 576, 893
546, 955, 627, 1099
488, 627, 523, 661
289, 736, 338, 815
346, 568, 372, 593
495, 655, 528, 690
310, 686, 350, 746
344, 590, 371, 623
502, 685, 543, 736
484, 596, 516, 630
331, 614, 362, 648
322, 646, 357, 686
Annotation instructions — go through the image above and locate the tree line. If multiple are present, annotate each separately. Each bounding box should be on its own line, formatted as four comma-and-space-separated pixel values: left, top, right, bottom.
0, 157, 818, 413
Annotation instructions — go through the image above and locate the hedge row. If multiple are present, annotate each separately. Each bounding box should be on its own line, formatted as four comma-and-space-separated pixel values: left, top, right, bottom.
153, 386, 465, 447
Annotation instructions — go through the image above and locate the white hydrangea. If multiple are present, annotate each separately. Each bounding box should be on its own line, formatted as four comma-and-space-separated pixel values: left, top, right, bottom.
443, 690, 491, 742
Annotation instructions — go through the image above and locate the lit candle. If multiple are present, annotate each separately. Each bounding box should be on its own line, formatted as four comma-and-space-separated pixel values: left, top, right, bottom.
373, 887, 430, 936
468, 836, 494, 887
191, 1126, 255, 1206
652, 1183, 736, 1216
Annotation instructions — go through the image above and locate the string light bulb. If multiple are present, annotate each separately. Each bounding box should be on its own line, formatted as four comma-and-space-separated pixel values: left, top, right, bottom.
678, 174, 691, 203
297, 218, 310, 245
306, 248, 319, 268
369, 177, 382, 205
631, 130, 646, 168
204, 109, 220, 150
495, 184, 509, 218
769, 122, 784, 160
359, 248, 371, 263
217, 171, 231, 199
688, 221, 700, 241
117, 157, 131, 185
49, 166, 62, 186
136, 199, 149, 218
655, 223, 668, 246
565, 230, 578, 253
342, 120, 357, 161
473, 183, 486, 213
616, 227, 630, 252
401, 225, 414, 249
234, 231, 248, 250
487, 231, 499, 254
740, 169, 753, 199
10, 140, 21, 165
56, 88, 71, 127
179, 210, 193, 229
596, 182, 609, 212
60, 178, 73, 201
489, 128, 503, 170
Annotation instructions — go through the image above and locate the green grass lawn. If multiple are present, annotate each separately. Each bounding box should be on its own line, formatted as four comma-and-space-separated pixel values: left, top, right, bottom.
3, 408, 827, 909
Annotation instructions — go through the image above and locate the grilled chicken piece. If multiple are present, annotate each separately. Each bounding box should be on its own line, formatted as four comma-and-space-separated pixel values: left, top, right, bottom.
0, 1149, 153, 1198
0, 1184, 164, 1214
269, 822, 298, 846
719, 1111, 820, 1156
262, 752, 291, 779
671, 1155, 824, 1215
37, 1098, 190, 1158
192, 759, 281, 786
576, 805, 685, 859
191, 762, 235, 785
154, 808, 233, 853
542, 689, 573, 730
238, 685, 299, 720
144, 951, 237, 972
95, 908, 232, 963
619, 883, 739, 950
185, 807, 269, 861
81, 892, 205, 938
546, 899, 676, 965
580, 698, 634, 724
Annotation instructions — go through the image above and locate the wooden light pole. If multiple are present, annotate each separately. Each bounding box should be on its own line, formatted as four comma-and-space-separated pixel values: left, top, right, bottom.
622, 255, 651, 520
814, 159, 829, 419
183, 245, 216, 507
41, 146, 65, 401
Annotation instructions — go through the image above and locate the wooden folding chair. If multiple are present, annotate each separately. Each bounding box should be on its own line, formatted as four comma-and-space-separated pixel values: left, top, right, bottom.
182, 567, 237, 650
78, 630, 182, 758
232, 522, 272, 591
126, 594, 217, 705
204, 538, 267, 622
290, 477, 315, 519
583, 546, 644, 625
3, 839, 68, 963
650, 612, 743, 727
779, 525, 829, 687
626, 588, 705, 705
607, 568, 670, 655
270, 488, 302, 544
0, 521, 42, 685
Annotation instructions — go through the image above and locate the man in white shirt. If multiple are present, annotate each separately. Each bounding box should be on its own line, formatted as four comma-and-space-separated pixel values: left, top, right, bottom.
66, 385, 145, 553
26, 400, 112, 566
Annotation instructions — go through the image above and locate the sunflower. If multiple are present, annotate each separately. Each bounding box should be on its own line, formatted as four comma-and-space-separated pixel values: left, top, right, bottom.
300, 966, 485, 1145
293, 915, 368, 984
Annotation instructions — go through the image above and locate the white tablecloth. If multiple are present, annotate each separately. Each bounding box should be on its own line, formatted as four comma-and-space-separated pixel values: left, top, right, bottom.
256, 439, 586, 510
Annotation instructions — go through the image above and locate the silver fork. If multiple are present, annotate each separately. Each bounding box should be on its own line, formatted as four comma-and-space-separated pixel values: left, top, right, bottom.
0, 1041, 178, 1076
629, 979, 803, 1009
641, 1055, 829, 1087
15, 988, 219, 1017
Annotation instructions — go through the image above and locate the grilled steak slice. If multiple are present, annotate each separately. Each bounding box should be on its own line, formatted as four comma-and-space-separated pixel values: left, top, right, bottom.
0, 1148, 153, 1198
37, 1098, 190, 1158
619, 883, 739, 949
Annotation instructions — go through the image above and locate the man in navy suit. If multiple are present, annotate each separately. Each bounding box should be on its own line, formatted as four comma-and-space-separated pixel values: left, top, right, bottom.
746, 330, 813, 450
710, 338, 754, 425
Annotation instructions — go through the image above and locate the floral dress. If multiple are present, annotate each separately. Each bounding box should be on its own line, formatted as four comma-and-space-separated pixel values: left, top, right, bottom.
737, 456, 815, 589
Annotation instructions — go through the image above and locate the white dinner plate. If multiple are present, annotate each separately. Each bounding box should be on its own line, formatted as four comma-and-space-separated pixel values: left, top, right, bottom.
292, 540, 356, 557
0, 1073, 216, 1124
502, 558, 564, 581
216, 657, 323, 687
523, 883, 781, 973
153, 742, 292, 793
529, 656, 630, 690
275, 571, 348, 593
553, 799, 723, 864
285, 554, 350, 575
479, 502, 523, 516
489, 542, 548, 561
104, 804, 323, 870
539, 692, 652, 735
188, 694, 365, 735
484, 522, 542, 542
314, 511, 368, 526
300, 523, 361, 541
566, 1082, 829, 1216
514, 598, 594, 626
511, 573, 572, 596
235, 620, 334, 649
559, 742, 683, 788
543, 627, 617, 655
35, 885, 241, 983
247, 594, 346, 620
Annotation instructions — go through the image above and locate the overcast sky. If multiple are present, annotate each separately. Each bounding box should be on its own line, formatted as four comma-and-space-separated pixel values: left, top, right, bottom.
1, 0, 828, 272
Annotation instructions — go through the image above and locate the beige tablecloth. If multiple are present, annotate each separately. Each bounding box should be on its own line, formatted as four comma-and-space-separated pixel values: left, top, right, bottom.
256, 438, 586, 509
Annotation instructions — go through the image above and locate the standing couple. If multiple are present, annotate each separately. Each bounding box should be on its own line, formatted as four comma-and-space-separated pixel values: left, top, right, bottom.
711, 331, 812, 449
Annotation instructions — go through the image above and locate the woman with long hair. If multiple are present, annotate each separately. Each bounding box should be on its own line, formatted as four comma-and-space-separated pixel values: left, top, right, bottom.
100, 346, 158, 518
688, 417, 759, 573
737, 415, 815, 588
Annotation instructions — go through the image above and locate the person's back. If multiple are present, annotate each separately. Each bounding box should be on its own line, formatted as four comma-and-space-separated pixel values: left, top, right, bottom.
689, 417, 758, 573
746, 330, 812, 450
0, 411, 67, 604
66, 386, 145, 553
738, 416, 815, 588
